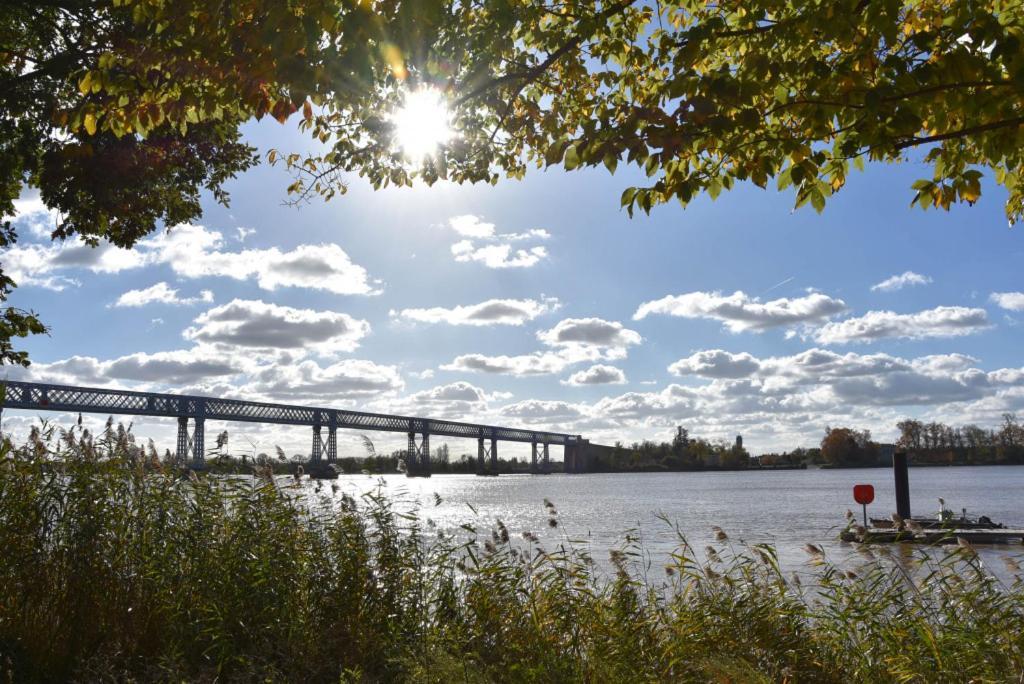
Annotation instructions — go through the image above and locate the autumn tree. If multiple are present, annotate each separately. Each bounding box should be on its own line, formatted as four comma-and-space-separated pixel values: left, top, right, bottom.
4, 0, 1023, 363
821, 426, 878, 467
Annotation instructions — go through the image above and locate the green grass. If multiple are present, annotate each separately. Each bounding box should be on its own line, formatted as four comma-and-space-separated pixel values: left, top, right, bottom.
2, 421, 1023, 682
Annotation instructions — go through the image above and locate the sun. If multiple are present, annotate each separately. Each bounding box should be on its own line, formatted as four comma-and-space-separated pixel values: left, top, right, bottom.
390, 87, 453, 163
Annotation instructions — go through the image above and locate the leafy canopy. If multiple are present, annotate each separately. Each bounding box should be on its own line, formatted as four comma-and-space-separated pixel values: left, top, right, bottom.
2, 0, 1023, 364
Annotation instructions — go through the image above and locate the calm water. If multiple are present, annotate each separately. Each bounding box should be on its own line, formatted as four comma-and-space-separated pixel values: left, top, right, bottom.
296, 466, 1024, 578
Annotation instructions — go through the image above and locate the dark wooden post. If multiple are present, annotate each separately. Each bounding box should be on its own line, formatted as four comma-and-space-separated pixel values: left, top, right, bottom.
893, 450, 911, 519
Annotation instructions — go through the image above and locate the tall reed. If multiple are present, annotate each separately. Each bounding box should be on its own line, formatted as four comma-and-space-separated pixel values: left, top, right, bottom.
1, 422, 1022, 682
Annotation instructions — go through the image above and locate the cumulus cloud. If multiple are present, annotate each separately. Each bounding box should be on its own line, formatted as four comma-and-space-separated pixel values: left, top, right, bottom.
242, 359, 403, 401
10, 197, 58, 238
384, 381, 507, 420
3, 241, 143, 290
500, 399, 584, 420
451, 241, 548, 269
813, 306, 989, 344
537, 317, 642, 351
871, 271, 933, 292
445, 214, 550, 269
443, 318, 642, 377
393, 297, 559, 326
143, 225, 381, 294
634, 290, 846, 332
669, 350, 761, 379
183, 299, 371, 354
562, 364, 627, 385
448, 215, 496, 238
441, 351, 572, 376
112, 282, 214, 308
990, 292, 1024, 312
12, 350, 246, 386
2, 223, 380, 295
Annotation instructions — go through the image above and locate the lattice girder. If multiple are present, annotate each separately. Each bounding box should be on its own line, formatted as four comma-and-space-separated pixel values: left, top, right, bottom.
1, 380, 577, 446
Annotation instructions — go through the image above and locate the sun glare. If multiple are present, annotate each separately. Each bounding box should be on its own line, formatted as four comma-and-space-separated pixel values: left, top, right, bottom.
390, 87, 453, 163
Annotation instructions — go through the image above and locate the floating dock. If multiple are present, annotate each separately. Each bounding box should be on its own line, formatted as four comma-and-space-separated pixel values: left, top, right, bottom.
841, 527, 1024, 545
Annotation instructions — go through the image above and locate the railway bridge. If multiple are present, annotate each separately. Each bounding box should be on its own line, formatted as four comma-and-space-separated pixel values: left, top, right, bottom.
0, 381, 591, 476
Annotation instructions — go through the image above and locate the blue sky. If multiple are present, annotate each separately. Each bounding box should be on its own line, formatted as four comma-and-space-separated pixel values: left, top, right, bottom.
4, 116, 1023, 458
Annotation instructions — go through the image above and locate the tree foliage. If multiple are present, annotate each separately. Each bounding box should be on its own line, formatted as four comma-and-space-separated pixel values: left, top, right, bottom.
3, 0, 1023, 363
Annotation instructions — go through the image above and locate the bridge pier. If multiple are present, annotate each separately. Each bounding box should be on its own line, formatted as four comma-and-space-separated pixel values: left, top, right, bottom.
175, 413, 205, 469
530, 439, 539, 474
543, 442, 550, 474
477, 435, 486, 475
311, 424, 323, 462
406, 422, 431, 477
490, 437, 498, 474
326, 426, 337, 463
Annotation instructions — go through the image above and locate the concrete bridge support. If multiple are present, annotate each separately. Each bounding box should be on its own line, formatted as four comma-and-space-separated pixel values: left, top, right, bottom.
543, 442, 550, 474
477, 436, 486, 475
490, 437, 498, 474
530, 439, 539, 474
564, 436, 588, 473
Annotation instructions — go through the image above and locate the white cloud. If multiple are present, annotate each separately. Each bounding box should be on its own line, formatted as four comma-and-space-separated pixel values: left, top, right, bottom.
445, 214, 550, 269
563, 364, 627, 385
10, 197, 57, 238
2, 223, 381, 295
143, 225, 380, 295
394, 297, 559, 326
3, 241, 144, 290
441, 351, 573, 376
242, 359, 403, 401
813, 306, 989, 344
500, 399, 584, 420
451, 240, 548, 269
235, 227, 256, 242
444, 317, 641, 377
112, 282, 214, 308
537, 317, 642, 351
183, 299, 371, 355
669, 350, 761, 379
990, 292, 1024, 312
871, 271, 933, 292
12, 349, 247, 386
634, 290, 847, 332
448, 215, 496, 238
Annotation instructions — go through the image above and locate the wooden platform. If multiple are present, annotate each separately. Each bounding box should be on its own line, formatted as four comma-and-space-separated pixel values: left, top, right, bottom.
842, 528, 1024, 545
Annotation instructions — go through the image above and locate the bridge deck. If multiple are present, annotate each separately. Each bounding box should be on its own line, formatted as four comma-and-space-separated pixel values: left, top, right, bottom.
0, 381, 576, 445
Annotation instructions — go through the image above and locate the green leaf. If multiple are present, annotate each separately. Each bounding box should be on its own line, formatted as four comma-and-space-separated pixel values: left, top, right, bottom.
563, 145, 580, 171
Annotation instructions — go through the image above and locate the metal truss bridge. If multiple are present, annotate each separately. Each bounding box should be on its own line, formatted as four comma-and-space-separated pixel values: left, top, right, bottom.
0, 380, 590, 476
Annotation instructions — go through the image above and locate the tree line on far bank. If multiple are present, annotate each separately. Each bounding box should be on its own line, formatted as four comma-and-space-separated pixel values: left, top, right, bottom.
760, 414, 1024, 468
73, 412, 1024, 473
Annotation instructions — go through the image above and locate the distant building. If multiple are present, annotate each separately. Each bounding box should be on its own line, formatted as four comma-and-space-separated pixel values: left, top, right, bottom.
735, 434, 743, 449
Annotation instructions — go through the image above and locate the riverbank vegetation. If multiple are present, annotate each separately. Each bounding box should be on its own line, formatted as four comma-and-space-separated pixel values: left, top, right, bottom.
3, 423, 1023, 682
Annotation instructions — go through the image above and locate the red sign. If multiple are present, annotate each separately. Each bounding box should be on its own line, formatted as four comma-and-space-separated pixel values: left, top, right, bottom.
853, 484, 875, 505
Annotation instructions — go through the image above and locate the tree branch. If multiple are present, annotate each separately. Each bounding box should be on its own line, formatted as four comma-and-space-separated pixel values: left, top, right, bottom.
453, 0, 636, 107
894, 116, 1024, 151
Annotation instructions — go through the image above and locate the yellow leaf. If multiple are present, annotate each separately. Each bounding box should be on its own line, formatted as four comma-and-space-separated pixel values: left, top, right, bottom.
84, 112, 97, 135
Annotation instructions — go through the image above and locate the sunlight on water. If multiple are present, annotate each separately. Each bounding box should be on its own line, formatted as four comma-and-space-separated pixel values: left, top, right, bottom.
294, 467, 1024, 580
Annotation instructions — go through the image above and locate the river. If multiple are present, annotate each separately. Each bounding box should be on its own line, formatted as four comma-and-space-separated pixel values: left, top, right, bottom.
294, 465, 1024, 580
